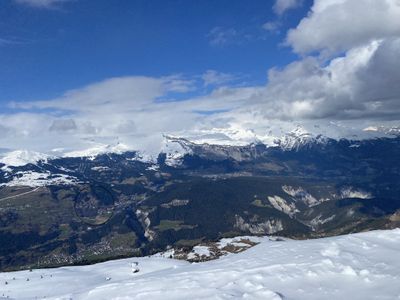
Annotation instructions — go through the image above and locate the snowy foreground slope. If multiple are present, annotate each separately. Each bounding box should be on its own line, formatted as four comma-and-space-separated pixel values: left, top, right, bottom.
1, 229, 400, 300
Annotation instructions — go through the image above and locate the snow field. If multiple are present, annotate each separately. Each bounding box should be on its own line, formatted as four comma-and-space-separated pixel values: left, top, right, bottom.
0, 229, 399, 299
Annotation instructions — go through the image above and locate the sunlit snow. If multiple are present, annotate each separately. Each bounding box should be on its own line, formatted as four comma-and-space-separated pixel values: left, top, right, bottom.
1, 229, 399, 299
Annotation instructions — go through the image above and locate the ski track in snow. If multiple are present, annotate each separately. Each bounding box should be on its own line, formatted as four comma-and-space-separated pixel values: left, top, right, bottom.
1, 229, 400, 299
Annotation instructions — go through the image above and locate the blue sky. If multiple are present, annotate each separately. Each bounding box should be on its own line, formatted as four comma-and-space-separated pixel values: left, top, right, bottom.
0, 0, 310, 103
1, 0, 399, 155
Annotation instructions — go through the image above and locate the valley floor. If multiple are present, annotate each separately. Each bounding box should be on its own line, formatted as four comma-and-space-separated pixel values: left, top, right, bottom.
1, 229, 400, 300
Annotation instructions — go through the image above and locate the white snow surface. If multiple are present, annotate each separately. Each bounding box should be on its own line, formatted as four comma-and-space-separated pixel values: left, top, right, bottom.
0, 150, 53, 170
187, 245, 211, 260
1, 229, 400, 299
161, 136, 193, 167
63, 142, 130, 159
129, 151, 157, 164
217, 236, 261, 249
341, 187, 372, 199
0, 171, 81, 187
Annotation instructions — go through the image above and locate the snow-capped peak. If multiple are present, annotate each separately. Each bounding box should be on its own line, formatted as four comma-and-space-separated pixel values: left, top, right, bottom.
0, 150, 53, 170
63, 142, 130, 159
290, 125, 311, 137
275, 125, 329, 151
161, 135, 193, 167
130, 151, 157, 164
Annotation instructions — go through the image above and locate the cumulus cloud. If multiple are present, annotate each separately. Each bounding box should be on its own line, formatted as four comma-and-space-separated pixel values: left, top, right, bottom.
356, 38, 400, 109
286, 0, 400, 55
263, 41, 379, 119
271, 0, 400, 122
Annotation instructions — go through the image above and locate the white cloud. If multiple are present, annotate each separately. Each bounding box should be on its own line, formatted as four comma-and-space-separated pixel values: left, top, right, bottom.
49, 119, 77, 132
262, 21, 281, 34
12, 76, 195, 114
270, 0, 400, 124
264, 0, 302, 35
286, 0, 400, 55
1, 0, 400, 154
2, 41, 399, 155
263, 41, 380, 119
273, 0, 303, 15
207, 27, 239, 46
1, 75, 254, 153
14, 0, 73, 8
201, 70, 238, 87
3, 38, 400, 153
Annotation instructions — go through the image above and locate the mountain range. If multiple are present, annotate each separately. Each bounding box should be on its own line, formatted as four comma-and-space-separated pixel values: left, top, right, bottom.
0, 130, 399, 271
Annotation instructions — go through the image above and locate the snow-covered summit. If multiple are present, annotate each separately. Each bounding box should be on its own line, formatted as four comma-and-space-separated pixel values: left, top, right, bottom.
0, 150, 53, 170
0, 171, 81, 187
160, 135, 193, 167
1, 124, 398, 170
63, 142, 130, 159
274, 125, 330, 151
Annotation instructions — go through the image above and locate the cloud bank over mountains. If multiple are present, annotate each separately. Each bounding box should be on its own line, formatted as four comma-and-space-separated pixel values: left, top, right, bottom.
1, 0, 400, 155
